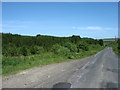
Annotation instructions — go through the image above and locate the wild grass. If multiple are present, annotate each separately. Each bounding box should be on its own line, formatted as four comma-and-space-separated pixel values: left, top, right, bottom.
106, 42, 120, 56
2, 46, 104, 75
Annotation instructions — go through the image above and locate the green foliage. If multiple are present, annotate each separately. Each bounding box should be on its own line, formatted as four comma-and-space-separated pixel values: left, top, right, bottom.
30, 46, 37, 55
57, 46, 70, 55
63, 42, 77, 52
2, 33, 104, 75
20, 46, 30, 56
2, 46, 10, 56
36, 46, 44, 54
70, 35, 81, 44
118, 39, 120, 49
51, 44, 61, 54
2, 33, 102, 57
36, 34, 41, 37
30, 46, 44, 54
2, 46, 20, 56
9, 46, 18, 56
117, 39, 120, 55
2, 46, 104, 75
89, 44, 101, 50
106, 39, 120, 56
51, 44, 70, 55
98, 39, 103, 46
77, 41, 89, 52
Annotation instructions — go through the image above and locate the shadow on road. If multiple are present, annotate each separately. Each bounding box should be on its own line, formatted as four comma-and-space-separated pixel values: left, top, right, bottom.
52, 82, 71, 90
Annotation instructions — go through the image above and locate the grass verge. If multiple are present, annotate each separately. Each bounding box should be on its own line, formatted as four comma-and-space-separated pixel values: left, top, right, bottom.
107, 42, 120, 56
2, 46, 104, 75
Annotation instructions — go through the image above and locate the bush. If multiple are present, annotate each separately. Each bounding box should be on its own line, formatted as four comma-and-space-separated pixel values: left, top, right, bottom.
20, 46, 30, 56
98, 39, 103, 46
51, 44, 70, 55
63, 42, 77, 52
30, 46, 40, 55
89, 44, 100, 50
11, 47, 18, 56
51, 44, 61, 54
8, 46, 19, 56
77, 41, 89, 52
57, 46, 70, 55
33, 46, 44, 54
2, 47, 10, 57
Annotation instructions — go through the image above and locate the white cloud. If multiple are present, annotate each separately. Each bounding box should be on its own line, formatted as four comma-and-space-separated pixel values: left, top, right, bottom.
72, 26, 117, 30
3, 24, 27, 28
2, 20, 33, 30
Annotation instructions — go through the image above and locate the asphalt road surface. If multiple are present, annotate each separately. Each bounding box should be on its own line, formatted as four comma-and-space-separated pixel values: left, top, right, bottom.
2, 47, 119, 88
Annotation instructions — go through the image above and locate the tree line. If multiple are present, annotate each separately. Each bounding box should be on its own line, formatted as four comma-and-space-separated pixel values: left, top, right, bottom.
2, 33, 104, 57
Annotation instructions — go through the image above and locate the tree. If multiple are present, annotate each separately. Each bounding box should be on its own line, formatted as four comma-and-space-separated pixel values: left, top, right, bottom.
36, 34, 41, 37
98, 39, 103, 46
70, 35, 81, 44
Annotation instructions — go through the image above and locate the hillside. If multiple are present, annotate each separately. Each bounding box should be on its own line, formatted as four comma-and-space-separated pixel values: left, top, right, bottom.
2, 33, 104, 75
2, 33, 103, 57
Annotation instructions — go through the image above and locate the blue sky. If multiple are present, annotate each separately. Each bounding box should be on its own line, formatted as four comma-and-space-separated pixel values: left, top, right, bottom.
2, 2, 118, 39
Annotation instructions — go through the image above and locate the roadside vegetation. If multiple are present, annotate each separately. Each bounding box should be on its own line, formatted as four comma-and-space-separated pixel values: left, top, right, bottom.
2, 33, 104, 75
105, 39, 120, 56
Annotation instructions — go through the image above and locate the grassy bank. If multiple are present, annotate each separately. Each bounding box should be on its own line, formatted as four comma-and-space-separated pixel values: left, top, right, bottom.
106, 41, 120, 56
2, 46, 104, 75
111, 43, 119, 55
2, 33, 105, 75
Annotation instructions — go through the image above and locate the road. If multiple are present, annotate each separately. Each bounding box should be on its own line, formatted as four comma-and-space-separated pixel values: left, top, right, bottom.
2, 47, 119, 88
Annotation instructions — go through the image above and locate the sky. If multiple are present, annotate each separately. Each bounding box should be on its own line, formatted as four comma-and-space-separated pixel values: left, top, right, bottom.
2, 2, 118, 39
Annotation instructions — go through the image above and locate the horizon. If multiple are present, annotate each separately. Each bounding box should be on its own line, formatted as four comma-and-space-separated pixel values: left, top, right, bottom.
2, 32, 119, 40
2, 2, 118, 39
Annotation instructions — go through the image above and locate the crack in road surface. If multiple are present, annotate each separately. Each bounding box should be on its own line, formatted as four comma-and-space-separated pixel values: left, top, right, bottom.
2, 47, 118, 88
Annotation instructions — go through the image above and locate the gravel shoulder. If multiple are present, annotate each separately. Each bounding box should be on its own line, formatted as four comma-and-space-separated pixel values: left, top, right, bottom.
2, 54, 94, 88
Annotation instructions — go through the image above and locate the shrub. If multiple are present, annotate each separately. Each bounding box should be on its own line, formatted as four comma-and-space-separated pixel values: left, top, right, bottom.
20, 46, 30, 56
51, 44, 70, 55
67, 55, 75, 59
30, 46, 38, 55
77, 41, 89, 52
9, 46, 19, 56
98, 39, 103, 46
34, 46, 44, 54
63, 42, 77, 52
2, 47, 10, 56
